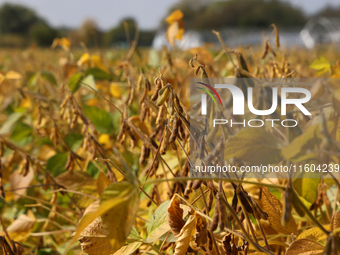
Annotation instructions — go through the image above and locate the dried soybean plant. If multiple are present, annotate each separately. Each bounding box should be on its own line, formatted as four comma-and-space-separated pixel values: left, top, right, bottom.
0, 16, 340, 255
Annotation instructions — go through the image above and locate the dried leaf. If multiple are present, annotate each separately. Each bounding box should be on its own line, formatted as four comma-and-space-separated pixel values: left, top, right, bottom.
96, 171, 111, 196
167, 196, 185, 236
5, 70, 22, 80
261, 187, 297, 235
331, 210, 340, 231
55, 170, 95, 191
286, 238, 324, 255
10, 168, 34, 201
77, 217, 115, 255
5, 213, 35, 241
174, 213, 196, 255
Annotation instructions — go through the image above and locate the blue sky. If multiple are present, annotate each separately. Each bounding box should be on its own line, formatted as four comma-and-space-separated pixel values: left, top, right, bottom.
3, 0, 340, 30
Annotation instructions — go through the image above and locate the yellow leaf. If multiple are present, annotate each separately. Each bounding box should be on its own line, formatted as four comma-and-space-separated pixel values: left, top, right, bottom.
51, 37, 71, 50
101, 182, 139, 252
166, 10, 184, 24
310, 56, 330, 70
90, 55, 109, 73
175, 20, 184, 40
96, 172, 111, 196
166, 10, 185, 45
310, 56, 331, 76
98, 134, 112, 150
78, 53, 90, 66
5, 70, 22, 80
60, 37, 71, 50
286, 238, 324, 255
110, 83, 122, 98
20, 97, 31, 108
297, 225, 330, 241
261, 187, 297, 235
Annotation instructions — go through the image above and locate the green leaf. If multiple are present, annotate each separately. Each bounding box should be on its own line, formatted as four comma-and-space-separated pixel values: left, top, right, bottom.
86, 162, 100, 178
224, 128, 282, 165
70, 182, 139, 254
85, 68, 112, 81
41, 70, 57, 86
68, 73, 83, 93
26, 72, 39, 89
10, 121, 32, 146
0, 112, 25, 135
83, 105, 114, 134
146, 200, 171, 243
46, 153, 68, 176
294, 173, 320, 203
64, 132, 83, 151
129, 226, 143, 241
282, 121, 335, 162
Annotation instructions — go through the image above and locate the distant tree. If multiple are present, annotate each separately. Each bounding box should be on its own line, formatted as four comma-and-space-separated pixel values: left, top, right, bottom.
30, 23, 57, 46
104, 18, 155, 47
0, 3, 43, 34
79, 19, 102, 47
105, 18, 136, 47
314, 5, 340, 19
163, 0, 307, 30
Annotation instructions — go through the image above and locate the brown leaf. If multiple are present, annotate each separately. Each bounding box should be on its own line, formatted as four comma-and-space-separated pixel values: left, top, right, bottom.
55, 170, 95, 191
77, 217, 115, 255
194, 213, 207, 247
167, 196, 185, 236
261, 187, 297, 235
286, 238, 324, 255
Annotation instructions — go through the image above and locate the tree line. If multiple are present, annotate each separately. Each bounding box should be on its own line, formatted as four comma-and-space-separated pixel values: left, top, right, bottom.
0, 0, 338, 47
